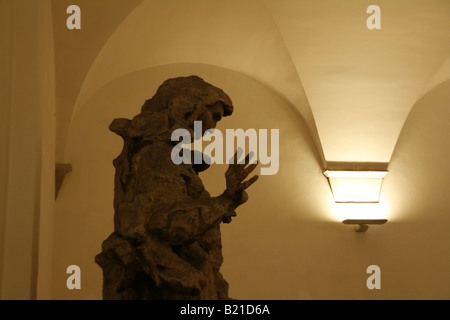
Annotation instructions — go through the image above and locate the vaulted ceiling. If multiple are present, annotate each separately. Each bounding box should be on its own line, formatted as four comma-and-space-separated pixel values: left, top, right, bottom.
52, 0, 450, 166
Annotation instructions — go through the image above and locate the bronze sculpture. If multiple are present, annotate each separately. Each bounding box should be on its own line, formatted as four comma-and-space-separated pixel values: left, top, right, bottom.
95, 76, 258, 299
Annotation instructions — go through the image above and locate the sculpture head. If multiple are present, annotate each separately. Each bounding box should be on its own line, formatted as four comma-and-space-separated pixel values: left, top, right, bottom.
109, 76, 233, 143
141, 76, 233, 138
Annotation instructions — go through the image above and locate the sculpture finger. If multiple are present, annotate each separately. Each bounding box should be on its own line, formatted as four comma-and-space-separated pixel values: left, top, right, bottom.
241, 175, 259, 190
238, 191, 249, 204
225, 162, 242, 178
239, 163, 258, 181
226, 149, 246, 177
238, 151, 255, 165
228, 148, 243, 164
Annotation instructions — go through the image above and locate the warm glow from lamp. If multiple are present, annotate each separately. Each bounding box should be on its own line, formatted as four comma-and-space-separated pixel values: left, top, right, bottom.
324, 170, 388, 203
331, 202, 389, 221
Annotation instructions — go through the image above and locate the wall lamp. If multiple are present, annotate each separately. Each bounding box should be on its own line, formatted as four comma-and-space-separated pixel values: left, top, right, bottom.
324, 168, 389, 232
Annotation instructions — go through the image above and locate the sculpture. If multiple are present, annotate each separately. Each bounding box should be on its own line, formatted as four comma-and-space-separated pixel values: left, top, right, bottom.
95, 76, 258, 299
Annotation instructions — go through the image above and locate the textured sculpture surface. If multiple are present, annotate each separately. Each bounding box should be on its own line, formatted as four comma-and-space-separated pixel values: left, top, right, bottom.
95, 76, 258, 299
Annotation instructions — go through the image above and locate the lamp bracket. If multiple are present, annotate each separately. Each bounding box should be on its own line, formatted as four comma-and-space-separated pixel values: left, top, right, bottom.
342, 219, 388, 232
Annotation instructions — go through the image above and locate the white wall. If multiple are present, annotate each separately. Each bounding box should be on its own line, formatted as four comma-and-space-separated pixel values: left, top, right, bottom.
0, 0, 56, 299
0, 0, 13, 296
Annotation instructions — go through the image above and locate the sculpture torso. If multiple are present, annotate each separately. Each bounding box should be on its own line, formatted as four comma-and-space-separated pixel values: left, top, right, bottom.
95, 76, 257, 300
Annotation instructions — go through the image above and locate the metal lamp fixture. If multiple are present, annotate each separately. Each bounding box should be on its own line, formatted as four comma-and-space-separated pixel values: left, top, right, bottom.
324, 169, 389, 232
342, 219, 388, 232
323, 170, 388, 203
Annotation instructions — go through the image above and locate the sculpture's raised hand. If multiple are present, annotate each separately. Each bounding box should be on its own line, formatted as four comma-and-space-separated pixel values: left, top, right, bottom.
222, 149, 259, 208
